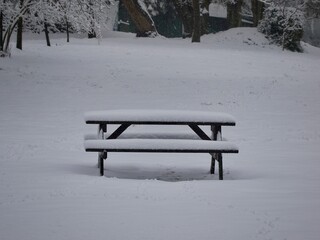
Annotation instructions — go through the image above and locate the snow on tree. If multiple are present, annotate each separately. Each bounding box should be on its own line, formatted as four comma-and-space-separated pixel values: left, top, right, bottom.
42, 0, 114, 41
304, 0, 320, 18
258, 1, 304, 51
0, 0, 115, 56
0, 0, 33, 56
25, 0, 64, 46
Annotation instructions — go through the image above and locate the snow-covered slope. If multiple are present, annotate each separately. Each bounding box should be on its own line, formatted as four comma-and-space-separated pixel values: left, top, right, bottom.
0, 28, 320, 240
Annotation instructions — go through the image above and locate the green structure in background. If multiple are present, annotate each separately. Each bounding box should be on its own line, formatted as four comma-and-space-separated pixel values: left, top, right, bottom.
117, 1, 183, 38
117, 1, 137, 34
116, 2, 252, 38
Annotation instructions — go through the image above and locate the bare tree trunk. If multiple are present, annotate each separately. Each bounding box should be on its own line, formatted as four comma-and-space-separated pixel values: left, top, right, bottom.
16, 17, 23, 49
251, 0, 265, 27
173, 0, 209, 38
192, 0, 200, 42
122, 0, 157, 37
66, 19, 70, 42
0, 10, 3, 51
16, 0, 23, 50
227, 0, 243, 28
0, 0, 4, 51
88, 31, 96, 39
44, 22, 51, 47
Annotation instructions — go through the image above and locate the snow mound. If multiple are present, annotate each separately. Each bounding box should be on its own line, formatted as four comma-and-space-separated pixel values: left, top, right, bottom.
202, 28, 276, 50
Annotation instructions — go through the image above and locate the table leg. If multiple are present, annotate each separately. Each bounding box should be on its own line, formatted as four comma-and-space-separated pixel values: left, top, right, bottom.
98, 124, 107, 175
210, 154, 216, 174
218, 153, 223, 180
211, 125, 222, 175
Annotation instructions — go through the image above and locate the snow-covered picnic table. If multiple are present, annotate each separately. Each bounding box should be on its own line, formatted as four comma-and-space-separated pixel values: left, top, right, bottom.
84, 110, 238, 180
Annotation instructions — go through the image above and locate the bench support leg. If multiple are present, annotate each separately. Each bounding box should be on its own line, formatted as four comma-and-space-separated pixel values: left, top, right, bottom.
107, 123, 131, 139
211, 125, 223, 179
99, 153, 104, 176
210, 155, 215, 174
218, 153, 223, 180
97, 124, 107, 167
99, 151, 108, 176
189, 124, 211, 140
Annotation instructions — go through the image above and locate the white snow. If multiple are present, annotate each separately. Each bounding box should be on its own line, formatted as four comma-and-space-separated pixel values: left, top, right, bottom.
85, 109, 236, 124
84, 139, 239, 152
1, 28, 320, 240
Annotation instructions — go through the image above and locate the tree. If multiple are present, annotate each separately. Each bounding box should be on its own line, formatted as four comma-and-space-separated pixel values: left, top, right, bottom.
81, 0, 115, 40
251, 0, 265, 26
258, 1, 304, 51
60, 0, 112, 41
227, 0, 244, 28
172, 0, 210, 38
26, 0, 64, 47
173, 0, 194, 37
304, 0, 320, 18
16, 0, 23, 50
200, 0, 211, 34
1, 0, 33, 56
192, 0, 201, 42
0, 0, 4, 52
1, 0, 114, 56
122, 0, 158, 37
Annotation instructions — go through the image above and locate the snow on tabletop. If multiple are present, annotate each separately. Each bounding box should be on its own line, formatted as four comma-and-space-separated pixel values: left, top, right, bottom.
84, 109, 236, 124
84, 139, 239, 152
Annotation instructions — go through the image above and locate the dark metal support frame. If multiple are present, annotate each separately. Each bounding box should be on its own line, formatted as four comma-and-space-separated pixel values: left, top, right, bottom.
95, 122, 227, 180
98, 124, 107, 176
210, 125, 222, 178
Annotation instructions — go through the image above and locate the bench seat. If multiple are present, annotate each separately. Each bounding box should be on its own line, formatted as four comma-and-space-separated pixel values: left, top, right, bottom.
84, 139, 239, 153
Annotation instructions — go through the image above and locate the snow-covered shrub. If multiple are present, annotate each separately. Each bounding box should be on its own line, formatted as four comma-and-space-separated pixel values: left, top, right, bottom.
258, 6, 304, 52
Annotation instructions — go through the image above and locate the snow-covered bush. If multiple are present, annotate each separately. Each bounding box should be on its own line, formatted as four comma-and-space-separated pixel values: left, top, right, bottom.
25, 0, 63, 34
0, 0, 33, 56
258, 6, 304, 52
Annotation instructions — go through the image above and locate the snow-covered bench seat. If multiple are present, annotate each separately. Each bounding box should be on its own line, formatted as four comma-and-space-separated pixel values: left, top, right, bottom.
85, 139, 238, 153
84, 110, 239, 180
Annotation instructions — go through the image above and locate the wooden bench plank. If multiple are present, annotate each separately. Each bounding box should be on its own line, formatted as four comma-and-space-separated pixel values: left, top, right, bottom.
84, 139, 239, 153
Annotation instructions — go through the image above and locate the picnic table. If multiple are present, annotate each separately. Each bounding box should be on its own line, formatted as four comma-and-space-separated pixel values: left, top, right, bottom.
84, 110, 238, 180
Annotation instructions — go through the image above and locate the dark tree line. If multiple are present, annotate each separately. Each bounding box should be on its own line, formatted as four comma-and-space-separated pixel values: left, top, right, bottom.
2, 0, 319, 56
121, 0, 265, 42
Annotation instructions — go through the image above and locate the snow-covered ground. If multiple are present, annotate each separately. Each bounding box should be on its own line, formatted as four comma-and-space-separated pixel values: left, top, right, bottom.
0, 28, 320, 240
